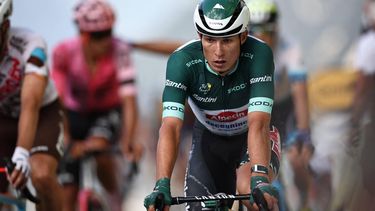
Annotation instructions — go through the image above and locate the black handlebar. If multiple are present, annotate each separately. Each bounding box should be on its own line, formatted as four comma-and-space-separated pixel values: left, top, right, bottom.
172, 193, 250, 204
154, 189, 270, 211
3, 158, 40, 204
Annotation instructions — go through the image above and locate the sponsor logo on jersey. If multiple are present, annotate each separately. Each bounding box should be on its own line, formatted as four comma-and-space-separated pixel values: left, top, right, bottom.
249, 75, 272, 84
10, 35, 27, 54
241, 52, 254, 59
163, 105, 184, 113
186, 59, 203, 67
205, 120, 247, 129
199, 83, 212, 94
249, 100, 273, 108
0, 58, 21, 101
192, 94, 217, 103
165, 79, 187, 91
227, 83, 246, 94
206, 109, 247, 122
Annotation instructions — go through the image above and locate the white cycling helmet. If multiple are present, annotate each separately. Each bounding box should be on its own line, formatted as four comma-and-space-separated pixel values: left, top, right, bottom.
0, 0, 12, 24
194, 0, 250, 37
74, 0, 115, 32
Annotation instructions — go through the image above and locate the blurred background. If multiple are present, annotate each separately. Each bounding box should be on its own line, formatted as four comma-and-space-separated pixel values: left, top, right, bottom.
13, 0, 374, 210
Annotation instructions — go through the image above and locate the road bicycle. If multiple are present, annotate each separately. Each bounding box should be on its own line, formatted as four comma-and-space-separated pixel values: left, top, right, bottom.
154, 187, 270, 211
0, 158, 39, 211
61, 145, 139, 211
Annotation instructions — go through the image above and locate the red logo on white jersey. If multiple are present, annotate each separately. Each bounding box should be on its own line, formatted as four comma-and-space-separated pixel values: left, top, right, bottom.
0, 58, 21, 101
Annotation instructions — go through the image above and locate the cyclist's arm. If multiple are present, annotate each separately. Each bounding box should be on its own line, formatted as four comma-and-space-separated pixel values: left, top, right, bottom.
248, 112, 271, 179
156, 117, 183, 179
287, 45, 310, 131
248, 43, 274, 178
246, 43, 278, 210
11, 55, 48, 188
156, 51, 189, 179
291, 81, 309, 130
18, 49, 48, 150
117, 45, 139, 156
132, 41, 183, 55
120, 95, 139, 155
18, 72, 46, 150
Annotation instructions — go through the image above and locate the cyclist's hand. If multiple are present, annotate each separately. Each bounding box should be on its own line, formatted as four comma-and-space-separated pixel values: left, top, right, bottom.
144, 178, 172, 210
251, 176, 279, 210
128, 142, 144, 162
69, 142, 87, 159
120, 137, 132, 159
287, 130, 313, 167
9, 147, 30, 189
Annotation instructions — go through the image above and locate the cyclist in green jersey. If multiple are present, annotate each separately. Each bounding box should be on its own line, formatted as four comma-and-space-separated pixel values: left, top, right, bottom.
144, 0, 280, 210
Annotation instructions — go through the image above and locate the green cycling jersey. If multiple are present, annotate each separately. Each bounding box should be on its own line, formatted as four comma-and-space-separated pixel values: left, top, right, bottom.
162, 36, 275, 136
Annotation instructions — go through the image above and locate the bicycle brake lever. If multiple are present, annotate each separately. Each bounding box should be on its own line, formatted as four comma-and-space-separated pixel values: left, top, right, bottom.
252, 187, 269, 211
155, 193, 165, 211
3, 158, 40, 204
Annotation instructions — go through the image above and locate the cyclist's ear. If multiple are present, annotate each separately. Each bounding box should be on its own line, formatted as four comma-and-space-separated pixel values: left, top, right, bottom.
240, 31, 248, 45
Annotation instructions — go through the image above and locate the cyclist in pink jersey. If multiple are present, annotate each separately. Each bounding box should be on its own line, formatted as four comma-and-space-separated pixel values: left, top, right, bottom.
52, 0, 140, 210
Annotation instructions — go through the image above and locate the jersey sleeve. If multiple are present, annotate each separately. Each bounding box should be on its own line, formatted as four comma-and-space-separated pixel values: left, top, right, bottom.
22, 32, 49, 76
248, 44, 275, 114
161, 51, 191, 120
115, 40, 137, 97
284, 43, 307, 82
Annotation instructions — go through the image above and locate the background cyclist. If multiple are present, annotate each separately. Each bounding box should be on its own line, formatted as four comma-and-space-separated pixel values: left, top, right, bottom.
144, 0, 281, 210
0, 0, 64, 210
51, 0, 140, 210
236, 0, 313, 210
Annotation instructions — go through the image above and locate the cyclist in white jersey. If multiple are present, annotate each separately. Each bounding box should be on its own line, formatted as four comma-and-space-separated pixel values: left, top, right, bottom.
0, 0, 64, 210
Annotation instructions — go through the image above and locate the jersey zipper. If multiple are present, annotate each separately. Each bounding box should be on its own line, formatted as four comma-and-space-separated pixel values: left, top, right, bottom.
221, 76, 226, 107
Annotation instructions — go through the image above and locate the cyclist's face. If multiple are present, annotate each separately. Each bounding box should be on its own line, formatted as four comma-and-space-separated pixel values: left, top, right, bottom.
87, 36, 112, 57
81, 31, 112, 58
201, 32, 247, 75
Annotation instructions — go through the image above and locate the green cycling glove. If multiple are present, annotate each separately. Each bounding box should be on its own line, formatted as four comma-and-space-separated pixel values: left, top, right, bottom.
144, 178, 172, 209
251, 176, 279, 201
